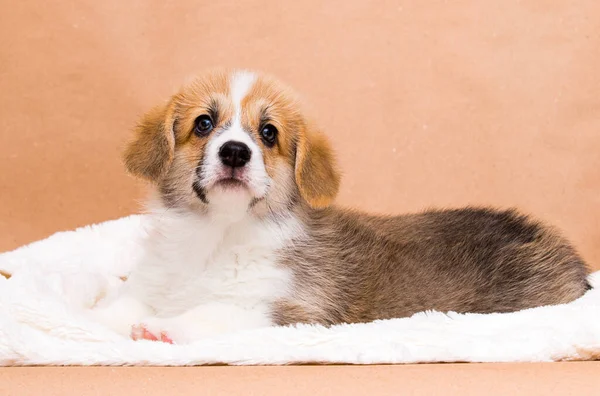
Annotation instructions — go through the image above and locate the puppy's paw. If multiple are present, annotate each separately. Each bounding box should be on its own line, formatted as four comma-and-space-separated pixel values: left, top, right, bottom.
131, 323, 174, 344
130, 316, 189, 344
130, 305, 257, 344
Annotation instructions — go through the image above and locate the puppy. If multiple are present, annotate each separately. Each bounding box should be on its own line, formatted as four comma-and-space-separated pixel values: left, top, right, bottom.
90, 69, 591, 344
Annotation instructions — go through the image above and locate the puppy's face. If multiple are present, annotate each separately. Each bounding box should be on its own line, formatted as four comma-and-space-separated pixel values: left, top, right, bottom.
124, 70, 340, 217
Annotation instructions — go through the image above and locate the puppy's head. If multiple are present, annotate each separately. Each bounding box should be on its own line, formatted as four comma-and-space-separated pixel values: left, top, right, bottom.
124, 69, 340, 217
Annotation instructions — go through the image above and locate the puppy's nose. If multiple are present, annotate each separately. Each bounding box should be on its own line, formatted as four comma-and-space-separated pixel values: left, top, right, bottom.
219, 141, 251, 168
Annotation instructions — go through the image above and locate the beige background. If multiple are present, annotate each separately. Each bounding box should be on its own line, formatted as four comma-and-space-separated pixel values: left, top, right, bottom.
1, 0, 600, 391
1, 1, 599, 269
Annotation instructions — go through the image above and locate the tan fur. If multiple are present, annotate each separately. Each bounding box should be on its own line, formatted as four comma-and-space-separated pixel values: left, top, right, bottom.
294, 122, 340, 208
241, 75, 340, 209
242, 76, 301, 176
124, 70, 232, 184
124, 101, 176, 181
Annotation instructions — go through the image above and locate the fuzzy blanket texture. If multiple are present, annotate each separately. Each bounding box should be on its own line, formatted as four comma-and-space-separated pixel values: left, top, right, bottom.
0, 215, 598, 366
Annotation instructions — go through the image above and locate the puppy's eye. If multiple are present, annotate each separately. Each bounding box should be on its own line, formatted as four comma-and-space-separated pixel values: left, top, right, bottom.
194, 115, 213, 136
260, 124, 278, 147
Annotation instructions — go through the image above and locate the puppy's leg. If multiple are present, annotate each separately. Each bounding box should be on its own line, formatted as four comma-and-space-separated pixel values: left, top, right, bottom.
132, 302, 272, 344
88, 295, 153, 337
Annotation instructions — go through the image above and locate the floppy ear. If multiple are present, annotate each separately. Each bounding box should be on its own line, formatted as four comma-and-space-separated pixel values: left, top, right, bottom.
123, 101, 176, 182
295, 122, 341, 209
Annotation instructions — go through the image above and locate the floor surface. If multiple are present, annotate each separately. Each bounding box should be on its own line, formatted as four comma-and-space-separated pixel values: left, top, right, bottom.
1, 363, 598, 396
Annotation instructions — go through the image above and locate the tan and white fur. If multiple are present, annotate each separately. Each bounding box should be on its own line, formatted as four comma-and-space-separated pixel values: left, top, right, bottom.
90, 69, 591, 344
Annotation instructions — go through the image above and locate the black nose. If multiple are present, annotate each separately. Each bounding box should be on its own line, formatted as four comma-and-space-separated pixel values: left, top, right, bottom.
219, 141, 251, 168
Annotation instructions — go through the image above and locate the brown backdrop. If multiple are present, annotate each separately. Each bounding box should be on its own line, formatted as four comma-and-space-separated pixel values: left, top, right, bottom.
1, 0, 599, 269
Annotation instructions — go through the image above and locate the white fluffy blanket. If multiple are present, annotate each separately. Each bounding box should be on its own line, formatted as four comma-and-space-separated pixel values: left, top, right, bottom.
0, 215, 599, 366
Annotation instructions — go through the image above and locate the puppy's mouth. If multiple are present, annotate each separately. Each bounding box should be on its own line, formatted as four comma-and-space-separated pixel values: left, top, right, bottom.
214, 177, 247, 190
211, 167, 251, 190
193, 176, 250, 205
194, 165, 267, 205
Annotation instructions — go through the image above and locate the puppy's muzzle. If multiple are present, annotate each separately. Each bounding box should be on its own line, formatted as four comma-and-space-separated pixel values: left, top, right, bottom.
219, 141, 251, 168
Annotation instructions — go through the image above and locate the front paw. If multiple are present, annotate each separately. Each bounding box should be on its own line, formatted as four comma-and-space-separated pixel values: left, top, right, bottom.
130, 316, 189, 344
131, 323, 174, 344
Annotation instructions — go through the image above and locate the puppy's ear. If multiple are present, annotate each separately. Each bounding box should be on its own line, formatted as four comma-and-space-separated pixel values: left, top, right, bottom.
123, 101, 176, 182
295, 122, 341, 208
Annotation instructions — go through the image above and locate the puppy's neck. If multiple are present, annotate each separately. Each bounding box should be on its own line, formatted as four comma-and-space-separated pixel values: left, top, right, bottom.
204, 188, 253, 224
147, 185, 258, 225
143, 194, 304, 267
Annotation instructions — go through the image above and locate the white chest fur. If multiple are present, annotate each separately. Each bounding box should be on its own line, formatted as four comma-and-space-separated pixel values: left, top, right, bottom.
90, 194, 304, 342
124, 209, 300, 318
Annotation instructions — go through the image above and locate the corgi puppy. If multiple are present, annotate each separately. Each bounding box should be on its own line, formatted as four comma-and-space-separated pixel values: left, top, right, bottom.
90, 69, 591, 344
